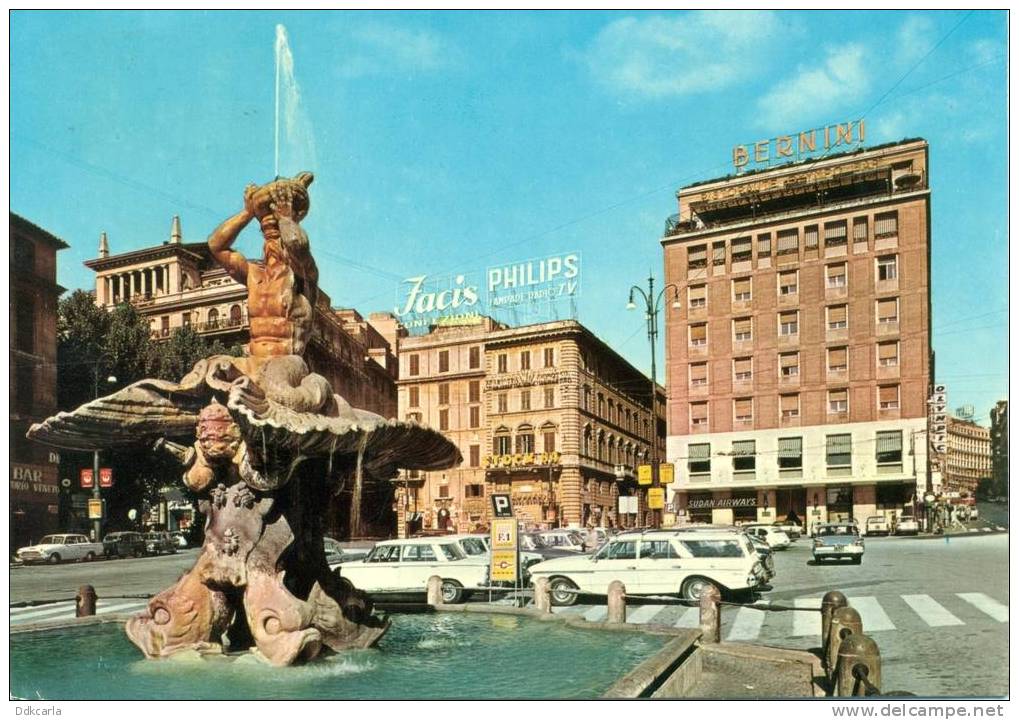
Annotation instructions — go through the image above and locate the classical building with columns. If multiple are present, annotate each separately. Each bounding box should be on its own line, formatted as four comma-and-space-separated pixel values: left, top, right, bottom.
391, 317, 665, 536
662, 138, 932, 531
84, 217, 399, 537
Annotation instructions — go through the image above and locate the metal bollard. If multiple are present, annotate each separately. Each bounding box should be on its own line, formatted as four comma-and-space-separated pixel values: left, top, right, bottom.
698, 584, 721, 643
836, 633, 881, 697
827, 606, 863, 680
426, 575, 444, 607
821, 590, 848, 653
606, 580, 626, 624
533, 577, 552, 614
76, 585, 97, 617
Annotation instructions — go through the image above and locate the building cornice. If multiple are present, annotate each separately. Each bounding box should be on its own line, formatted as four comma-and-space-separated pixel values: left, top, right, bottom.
84, 243, 206, 272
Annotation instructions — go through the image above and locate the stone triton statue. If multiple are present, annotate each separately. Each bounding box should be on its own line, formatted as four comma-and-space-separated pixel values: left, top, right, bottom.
28, 173, 461, 666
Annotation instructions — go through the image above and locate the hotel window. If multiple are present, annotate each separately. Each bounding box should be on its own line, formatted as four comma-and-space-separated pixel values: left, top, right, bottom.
779, 311, 798, 336
877, 298, 899, 325
824, 220, 847, 247
879, 385, 900, 410
778, 437, 803, 470
583, 385, 591, 411
689, 362, 708, 387
543, 428, 556, 453
689, 323, 707, 347
516, 430, 535, 454
828, 389, 849, 414
688, 285, 707, 309
497, 354, 508, 373
544, 386, 555, 409
469, 405, 480, 428
469, 380, 480, 403
437, 485, 450, 500
733, 278, 752, 302
827, 305, 848, 331
853, 216, 868, 243
497, 393, 508, 413
804, 225, 819, 250
777, 229, 799, 255
598, 393, 605, 416
409, 386, 420, 407
734, 397, 753, 424
731, 236, 752, 263
733, 317, 752, 342
690, 402, 708, 428
544, 347, 555, 367
826, 263, 847, 288
826, 434, 852, 469
878, 341, 899, 367
877, 255, 898, 281
469, 446, 480, 467
876, 430, 903, 468
438, 383, 450, 405
409, 354, 420, 376
688, 245, 707, 270
438, 350, 449, 373
757, 233, 772, 258
438, 409, 449, 431
734, 357, 752, 383
469, 346, 480, 369
732, 440, 756, 472
712, 241, 727, 266
874, 211, 899, 238
520, 350, 531, 370
780, 393, 800, 420
780, 352, 799, 377
778, 270, 798, 296
688, 443, 711, 474
520, 389, 531, 411
494, 432, 511, 455
828, 347, 848, 373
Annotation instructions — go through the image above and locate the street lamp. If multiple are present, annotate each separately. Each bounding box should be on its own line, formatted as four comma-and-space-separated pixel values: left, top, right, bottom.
626, 274, 680, 528
90, 357, 117, 542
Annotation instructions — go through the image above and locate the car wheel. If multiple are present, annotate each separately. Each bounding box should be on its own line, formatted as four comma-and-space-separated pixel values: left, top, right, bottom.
48, 553, 61, 565
84, 552, 95, 562
549, 577, 579, 607
680, 576, 720, 603
440, 579, 464, 604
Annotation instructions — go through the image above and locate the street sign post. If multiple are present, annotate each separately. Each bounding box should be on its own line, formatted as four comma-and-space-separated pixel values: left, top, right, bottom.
87, 499, 104, 520
490, 518, 518, 583
490, 493, 513, 519
659, 463, 675, 485
637, 465, 652, 486
648, 487, 665, 510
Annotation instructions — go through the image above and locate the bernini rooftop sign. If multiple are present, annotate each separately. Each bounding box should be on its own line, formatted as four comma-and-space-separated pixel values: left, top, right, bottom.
732, 120, 865, 172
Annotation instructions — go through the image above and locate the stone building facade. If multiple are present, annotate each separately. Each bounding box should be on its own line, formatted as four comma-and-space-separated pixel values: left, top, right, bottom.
10, 213, 67, 549
392, 318, 665, 536
990, 400, 1008, 496
662, 139, 932, 529
943, 417, 991, 496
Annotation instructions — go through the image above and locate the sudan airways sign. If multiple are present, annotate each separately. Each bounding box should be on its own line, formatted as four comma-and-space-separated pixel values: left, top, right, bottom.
732, 120, 866, 172
394, 252, 580, 331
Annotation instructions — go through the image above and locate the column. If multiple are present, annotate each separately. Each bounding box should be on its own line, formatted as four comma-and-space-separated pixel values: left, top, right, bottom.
117, 274, 125, 301
141, 269, 149, 297
853, 485, 877, 525
712, 490, 733, 526
558, 466, 582, 528
806, 486, 828, 536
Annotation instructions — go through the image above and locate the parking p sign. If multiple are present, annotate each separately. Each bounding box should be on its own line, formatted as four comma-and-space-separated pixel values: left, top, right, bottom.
490, 493, 513, 518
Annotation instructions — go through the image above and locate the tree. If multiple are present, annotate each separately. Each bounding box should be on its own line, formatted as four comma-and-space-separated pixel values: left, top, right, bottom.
147, 325, 241, 381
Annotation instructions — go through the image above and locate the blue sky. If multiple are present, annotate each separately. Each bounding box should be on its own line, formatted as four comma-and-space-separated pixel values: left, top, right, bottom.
10, 10, 1008, 421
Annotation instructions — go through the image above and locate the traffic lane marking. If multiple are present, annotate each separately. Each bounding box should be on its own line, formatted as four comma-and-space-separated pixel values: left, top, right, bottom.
727, 601, 769, 641
792, 597, 822, 636
901, 594, 964, 627
847, 596, 896, 632
957, 593, 1008, 622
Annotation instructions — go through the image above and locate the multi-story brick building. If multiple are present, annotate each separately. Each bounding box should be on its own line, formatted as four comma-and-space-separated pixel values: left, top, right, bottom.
662, 139, 932, 530
84, 216, 399, 537
392, 318, 665, 536
990, 400, 1008, 496
943, 417, 991, 496
10, 213, 67, 549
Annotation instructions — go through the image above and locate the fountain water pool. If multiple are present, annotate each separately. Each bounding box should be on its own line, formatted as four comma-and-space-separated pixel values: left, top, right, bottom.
11, 613, 669, 700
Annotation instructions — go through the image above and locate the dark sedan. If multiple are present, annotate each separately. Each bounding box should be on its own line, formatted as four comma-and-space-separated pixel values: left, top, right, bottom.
103, 531, 146, 559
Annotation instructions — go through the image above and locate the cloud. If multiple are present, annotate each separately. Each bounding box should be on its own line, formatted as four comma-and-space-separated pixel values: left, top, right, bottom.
338, 23, 458, 78
578, 11, 781, 99
895, 15, 936, 67
754, 44, 870, 130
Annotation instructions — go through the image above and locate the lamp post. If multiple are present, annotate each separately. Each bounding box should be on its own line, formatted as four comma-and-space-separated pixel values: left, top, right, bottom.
627, 274, 680, 528
90, 358, 117, 542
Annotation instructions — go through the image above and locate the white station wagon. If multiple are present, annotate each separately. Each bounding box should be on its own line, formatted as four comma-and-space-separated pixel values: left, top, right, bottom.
336, 537, 488, 604
16, 534, 105, 565
528, 529, 767, 606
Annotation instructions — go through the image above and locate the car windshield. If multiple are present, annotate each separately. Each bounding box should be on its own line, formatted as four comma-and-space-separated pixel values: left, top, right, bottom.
679, 539, 745, 558
459, 538, 488, 556
594, 541, 637, 560
366, 545, 400, 563
439, 544, 465, 561
818, 526, 857, 536
39, 536, 62, 544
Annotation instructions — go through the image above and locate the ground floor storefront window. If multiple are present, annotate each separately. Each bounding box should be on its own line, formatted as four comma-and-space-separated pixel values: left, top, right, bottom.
686, 493, 712, 523
731, 490, 758, 524
826, 485, 853, 523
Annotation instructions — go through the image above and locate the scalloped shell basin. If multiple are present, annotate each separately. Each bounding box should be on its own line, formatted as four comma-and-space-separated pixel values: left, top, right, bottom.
11, 614, 667, 700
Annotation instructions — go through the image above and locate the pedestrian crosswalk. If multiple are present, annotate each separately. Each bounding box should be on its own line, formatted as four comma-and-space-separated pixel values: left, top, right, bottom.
548, 592, 1008, 645
9, 599, 149, 626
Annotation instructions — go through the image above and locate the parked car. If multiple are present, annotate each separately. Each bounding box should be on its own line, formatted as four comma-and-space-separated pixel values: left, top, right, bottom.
772, 520, 802, 540
744, 533, 777, 581
812, 523, 864, 564
169, 531, 189, 549
323, 537, 369, 568
144, 531, 178, 555
742, 525, 792, 550
864, 515, 891, 536
537, 529, 587, 553
335, 538, 488, 604
673, 524, 776, 582
528, 528, 767, 606
893, 515, 919, 536
17, 534, 105, 565
445, 534, 544, 572
103, 531, 146, 559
